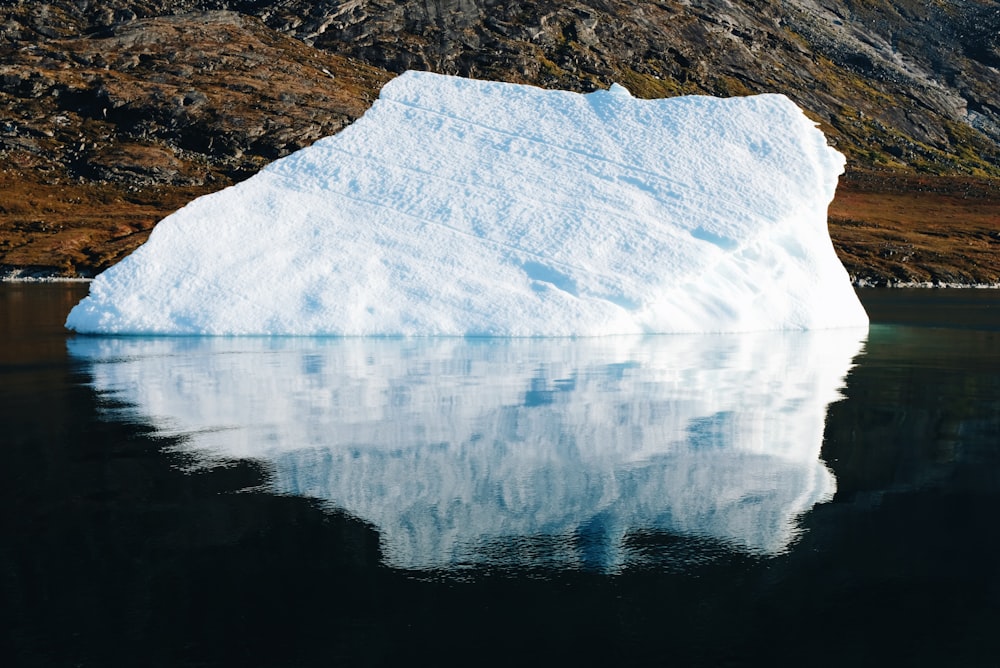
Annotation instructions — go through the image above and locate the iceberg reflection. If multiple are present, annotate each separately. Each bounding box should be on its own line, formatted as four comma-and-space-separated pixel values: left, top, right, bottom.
68, 331, 865, 572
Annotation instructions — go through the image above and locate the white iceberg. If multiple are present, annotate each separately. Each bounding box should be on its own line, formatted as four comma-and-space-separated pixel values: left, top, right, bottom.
66, 71, 867, 336
68, 330, 865, 571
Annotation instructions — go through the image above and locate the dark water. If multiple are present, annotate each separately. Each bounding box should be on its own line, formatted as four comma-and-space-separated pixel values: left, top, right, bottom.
3, 283, 1000, 667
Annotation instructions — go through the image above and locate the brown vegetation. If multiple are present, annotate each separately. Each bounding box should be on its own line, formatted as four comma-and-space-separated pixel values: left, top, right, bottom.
0, 170, 213, 276
830, 172, 1000, 286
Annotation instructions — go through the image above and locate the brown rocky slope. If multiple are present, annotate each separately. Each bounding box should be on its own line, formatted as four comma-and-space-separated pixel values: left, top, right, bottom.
1, 1, 998, 284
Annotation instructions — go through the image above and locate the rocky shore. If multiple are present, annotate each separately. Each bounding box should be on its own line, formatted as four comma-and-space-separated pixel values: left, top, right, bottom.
2, 2, 998, 285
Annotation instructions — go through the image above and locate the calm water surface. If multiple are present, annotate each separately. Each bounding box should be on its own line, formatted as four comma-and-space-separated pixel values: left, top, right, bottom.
2, 284, 999, 667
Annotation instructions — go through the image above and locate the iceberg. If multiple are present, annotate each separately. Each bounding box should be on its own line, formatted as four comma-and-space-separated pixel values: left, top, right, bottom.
68, 330, 865, 571
66, 71, 867, 336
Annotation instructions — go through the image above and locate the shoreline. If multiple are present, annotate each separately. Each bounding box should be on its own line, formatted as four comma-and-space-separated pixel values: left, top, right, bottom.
1, 274, 92, 283
852, 281, 1000, 289
5, 275, 999, 289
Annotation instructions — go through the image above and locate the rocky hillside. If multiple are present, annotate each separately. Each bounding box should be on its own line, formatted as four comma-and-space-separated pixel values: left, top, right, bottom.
2, 0, 998, 282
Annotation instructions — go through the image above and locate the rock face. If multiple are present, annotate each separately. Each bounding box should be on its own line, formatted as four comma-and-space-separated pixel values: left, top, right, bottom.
5, 0, 997, 174
0, 9, 388, 187
1, 1, 999, 280
301, 0, 1000, 173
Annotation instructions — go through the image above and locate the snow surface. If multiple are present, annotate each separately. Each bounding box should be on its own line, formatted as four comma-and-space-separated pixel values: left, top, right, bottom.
66, 71, 867, 336
69, 330, 864, 571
